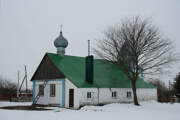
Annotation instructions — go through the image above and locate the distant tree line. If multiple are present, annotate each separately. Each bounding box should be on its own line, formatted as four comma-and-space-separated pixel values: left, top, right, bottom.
0, 76, 17, 95
173, 72, 180, 102
0, 76, 32, 101
149, 72, 180, 103
149, 79, 174, 102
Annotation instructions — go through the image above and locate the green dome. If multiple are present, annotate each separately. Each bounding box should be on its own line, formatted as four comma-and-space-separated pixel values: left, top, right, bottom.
54, 31, 68, 48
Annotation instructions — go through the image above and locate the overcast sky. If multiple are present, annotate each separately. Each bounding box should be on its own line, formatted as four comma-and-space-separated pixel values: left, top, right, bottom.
0, 0, 180, 88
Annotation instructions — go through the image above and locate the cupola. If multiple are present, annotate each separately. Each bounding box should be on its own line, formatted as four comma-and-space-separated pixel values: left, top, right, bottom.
54, 30, 68, 56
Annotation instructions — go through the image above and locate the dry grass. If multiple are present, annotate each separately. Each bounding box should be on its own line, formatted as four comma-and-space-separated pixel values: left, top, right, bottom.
0, 105, 52, 111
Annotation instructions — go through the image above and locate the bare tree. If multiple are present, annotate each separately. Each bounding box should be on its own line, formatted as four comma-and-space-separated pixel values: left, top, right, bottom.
94, 16, 178, 105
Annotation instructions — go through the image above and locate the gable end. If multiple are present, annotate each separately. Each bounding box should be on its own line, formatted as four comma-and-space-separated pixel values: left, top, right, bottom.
31, 54, 65, 81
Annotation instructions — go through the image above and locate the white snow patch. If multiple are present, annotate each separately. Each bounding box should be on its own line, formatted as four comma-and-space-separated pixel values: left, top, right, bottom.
0, 101, 31, 107
0, 101, 180, 120
80, 105, 103, 112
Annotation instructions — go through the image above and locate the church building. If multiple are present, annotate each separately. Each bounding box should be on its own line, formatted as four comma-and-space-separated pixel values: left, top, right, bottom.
31, 30, 157, 109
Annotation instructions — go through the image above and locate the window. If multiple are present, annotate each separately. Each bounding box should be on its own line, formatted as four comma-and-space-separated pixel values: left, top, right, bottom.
87, 92, 91, 98
112, 91, 117, 98
39, 84, 44, 96
127, 91, 131, 98
50, 84, 56, 97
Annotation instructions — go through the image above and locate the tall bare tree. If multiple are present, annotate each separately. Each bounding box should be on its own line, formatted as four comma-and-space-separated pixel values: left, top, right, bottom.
94, 16, 178, 105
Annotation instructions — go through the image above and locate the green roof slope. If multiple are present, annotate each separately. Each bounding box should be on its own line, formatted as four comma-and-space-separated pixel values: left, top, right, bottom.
47, 53, 155, 88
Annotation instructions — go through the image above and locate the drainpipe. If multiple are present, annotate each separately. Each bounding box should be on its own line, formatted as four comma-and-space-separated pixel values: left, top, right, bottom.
97, 88, 99, 105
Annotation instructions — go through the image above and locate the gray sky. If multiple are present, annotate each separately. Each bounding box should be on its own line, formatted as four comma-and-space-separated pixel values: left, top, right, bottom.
0, 0, 180, 88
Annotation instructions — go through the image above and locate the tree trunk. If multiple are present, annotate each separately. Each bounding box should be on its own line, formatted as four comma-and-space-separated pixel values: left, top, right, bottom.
131, 80, 140, 106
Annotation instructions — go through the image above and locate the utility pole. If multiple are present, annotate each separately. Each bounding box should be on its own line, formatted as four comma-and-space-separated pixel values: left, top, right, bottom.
25, 66, 28, 93
88, 40, 90, 56
18, 65, 28, 94
17, 71, 20, 98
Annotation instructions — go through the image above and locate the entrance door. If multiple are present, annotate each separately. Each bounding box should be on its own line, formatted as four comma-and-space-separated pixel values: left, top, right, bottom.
69, 89, 74, 108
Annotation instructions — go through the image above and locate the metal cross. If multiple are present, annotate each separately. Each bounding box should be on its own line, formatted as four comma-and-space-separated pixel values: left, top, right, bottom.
60, 24, 63, 32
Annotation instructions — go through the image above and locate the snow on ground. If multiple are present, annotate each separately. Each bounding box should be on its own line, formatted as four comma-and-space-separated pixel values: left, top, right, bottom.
0, 101, 31, 107
0, 101, 180, 120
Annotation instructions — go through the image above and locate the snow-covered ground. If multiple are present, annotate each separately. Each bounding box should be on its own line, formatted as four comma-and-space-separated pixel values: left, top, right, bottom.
0, 101, 180, 120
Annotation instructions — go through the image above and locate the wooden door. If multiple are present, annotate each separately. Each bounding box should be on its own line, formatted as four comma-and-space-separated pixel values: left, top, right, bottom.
69, 89, 74, 108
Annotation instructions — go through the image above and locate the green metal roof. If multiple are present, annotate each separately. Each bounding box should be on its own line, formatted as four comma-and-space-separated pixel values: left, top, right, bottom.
47, 53, 155, 88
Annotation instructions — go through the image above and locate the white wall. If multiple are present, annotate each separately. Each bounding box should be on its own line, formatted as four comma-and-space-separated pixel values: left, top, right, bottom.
137, 88, 157, 101
78, 88, 98, 106
99, 88, 133, 103
34, 79, 157, 109
78, 88, 157, 107
35, 80, 62, 106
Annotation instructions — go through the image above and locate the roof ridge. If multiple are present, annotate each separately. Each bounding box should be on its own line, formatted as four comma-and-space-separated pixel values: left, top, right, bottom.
47, 52, 103, 60
47, 52, 84, 58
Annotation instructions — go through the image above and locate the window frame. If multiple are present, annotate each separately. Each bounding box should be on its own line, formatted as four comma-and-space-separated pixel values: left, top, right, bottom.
127, 91, 132, 98
39, 84, 44, 96
50, 84, 56, 97
112, 91, 117, 98
87, 92, 91, 99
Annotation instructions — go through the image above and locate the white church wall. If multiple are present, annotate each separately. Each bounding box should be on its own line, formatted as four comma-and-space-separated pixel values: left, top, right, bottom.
99, 88, 133, 103
136, 88, 157, 101
34, 79, 157, 109
78, 88, 98, 106
34, 80, 63, 106
78, 88, 157, 107
78, 88, 133, 106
